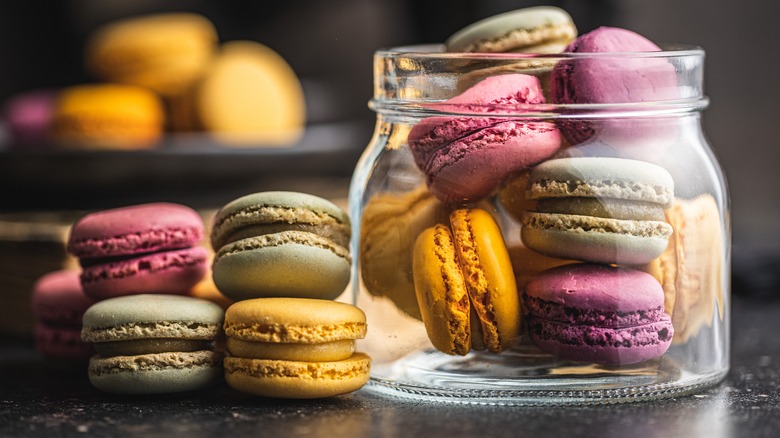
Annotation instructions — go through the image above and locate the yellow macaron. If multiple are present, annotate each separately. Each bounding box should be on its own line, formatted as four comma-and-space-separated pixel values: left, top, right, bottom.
85, 13, 218, 97
186, 40, 306, 146
52, 84, 165, 150
223, 298, 370, 398
412, 208, 520, 355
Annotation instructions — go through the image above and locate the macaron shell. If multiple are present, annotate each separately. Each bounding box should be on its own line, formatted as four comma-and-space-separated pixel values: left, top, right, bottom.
195, 40, 305, 145
68, 203, 204, 259
426, 121, 562, 202
85, 13, 217, 96
450, 209, 520, 352
31, 269, 95, 325
359, 185, 448, 320
651, 195, 724, 344
80, 246, 209, 300
212, 233, 350, 301
550, 27, 679, 154
35, 322, 95, 362
210, 191, 350, 250
81, 293, 224, 342
525, 264, 666, 311
412, 225, 471, 355
527, 316, 673, 365
445, 6, 577, 53
224, 298, 367, 343
521, 213, 672, 265
52, 84, 164, 150
526, 157, 675, 206
226, 338, 355, 362
224, 353, 371, 399
408, 74, 547, 166
87, 350, 222, 394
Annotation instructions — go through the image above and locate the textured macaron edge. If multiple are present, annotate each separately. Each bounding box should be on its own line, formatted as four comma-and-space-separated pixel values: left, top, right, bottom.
445, 6, 577, 53
87, 350, 222, 394
223, 298, 367, 343
521, 219, 671, 265
210, 191, 350, 250
67, 202, 204, 259
526, 157, 675, 205
223, 353, 371, 399
82, 294, 224, 337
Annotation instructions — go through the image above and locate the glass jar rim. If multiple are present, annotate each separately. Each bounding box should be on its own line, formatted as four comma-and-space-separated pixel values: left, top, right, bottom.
371, 43, 708, 118
375, 43, 705, 59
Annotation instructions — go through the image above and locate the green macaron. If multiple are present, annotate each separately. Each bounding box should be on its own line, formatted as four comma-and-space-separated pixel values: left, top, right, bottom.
81, 294, 224, 394
210, 191, 352, 301
521, 157, 674, 265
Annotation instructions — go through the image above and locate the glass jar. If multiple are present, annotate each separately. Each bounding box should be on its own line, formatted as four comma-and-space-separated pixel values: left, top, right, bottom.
348, 44, 729, 405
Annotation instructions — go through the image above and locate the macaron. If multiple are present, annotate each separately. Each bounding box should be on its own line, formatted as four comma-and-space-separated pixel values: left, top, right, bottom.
407, 74, 562, 203
182, 40, 306, 145
84, 13, 218, 97
524, 263, 674, 365
446, 6, 577, 54
51, 84, 165, 150
210, 191, 351, 301
223, 298, 370, 399
412, 208, 520, 355
550, 27, 679, 159
31, 269, 96, 362
359, 185, 448, 320
81, 294, 224, 394
2, 89, 57, 148
67, 202, 209, 301
521, 157, 674, 265
646, 194, 724, 344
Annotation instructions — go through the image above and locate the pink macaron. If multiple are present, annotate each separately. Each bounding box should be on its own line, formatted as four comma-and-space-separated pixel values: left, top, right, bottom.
550, 27, 679, 160
30, 269, 96, 361
67, 202, 209, 301
524, 263, 674, 366
2, 89, 57, 148
408, 74, 562, 203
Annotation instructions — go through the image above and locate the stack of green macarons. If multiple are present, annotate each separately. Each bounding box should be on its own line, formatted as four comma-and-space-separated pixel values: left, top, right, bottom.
209, 191, 371, 399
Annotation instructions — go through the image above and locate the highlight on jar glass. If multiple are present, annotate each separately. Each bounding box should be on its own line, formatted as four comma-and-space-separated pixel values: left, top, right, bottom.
348, 20, 729, 405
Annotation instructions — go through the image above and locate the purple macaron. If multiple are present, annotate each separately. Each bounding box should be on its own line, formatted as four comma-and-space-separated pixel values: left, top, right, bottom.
407, 74, 562, 203
524, 263, 673, 366
550, 27, 679, 160
30, 269, 96, 361
67, 203, 208, 301
2, 89, 57, 148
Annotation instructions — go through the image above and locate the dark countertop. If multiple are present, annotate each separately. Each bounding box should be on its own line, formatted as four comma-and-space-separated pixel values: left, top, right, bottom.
2, 295, 779, 438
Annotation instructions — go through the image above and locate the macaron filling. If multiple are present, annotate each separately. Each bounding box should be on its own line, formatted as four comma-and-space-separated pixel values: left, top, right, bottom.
226, 338, 355, 362
536, 198, 665, 221
216, 222, 350, 249
93, 339, 213, 357
215, 231, 351, 263
68, 226, 203, 260
524, 296, 667, 328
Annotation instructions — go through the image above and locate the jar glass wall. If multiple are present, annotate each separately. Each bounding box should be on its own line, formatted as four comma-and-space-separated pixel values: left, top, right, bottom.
349, 45, 729, 405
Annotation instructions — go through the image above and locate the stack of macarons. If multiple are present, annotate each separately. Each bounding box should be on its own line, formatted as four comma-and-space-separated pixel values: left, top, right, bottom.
64, 201, 228, 394
1, 12, 305, 150
209, 191, 371, 398
395, 7, 688, 366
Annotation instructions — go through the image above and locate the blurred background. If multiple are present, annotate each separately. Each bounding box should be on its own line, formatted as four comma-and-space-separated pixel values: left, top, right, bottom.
0, 0, 778, 338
